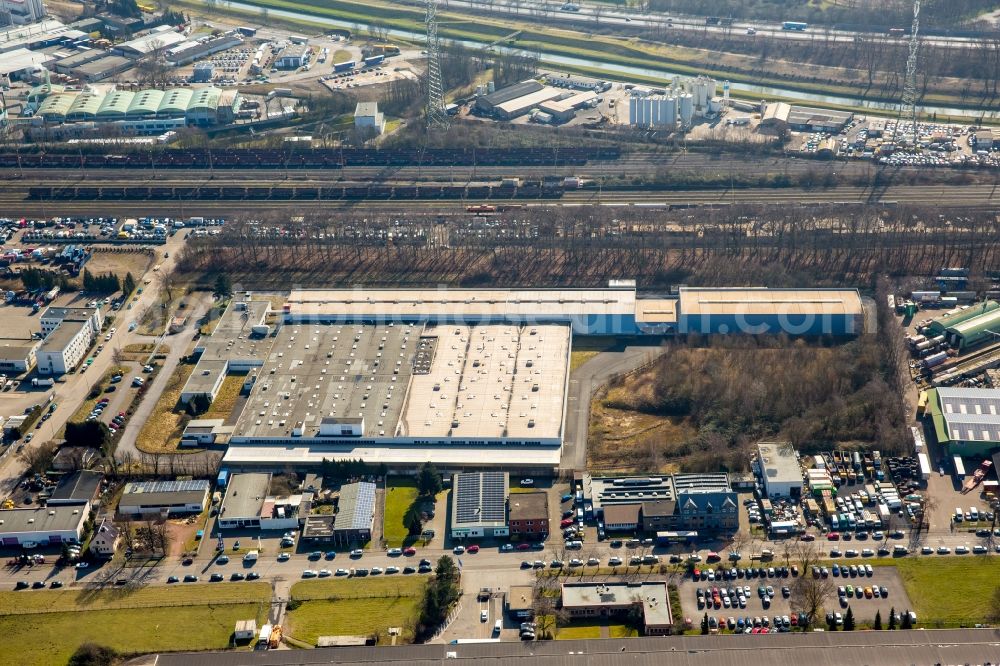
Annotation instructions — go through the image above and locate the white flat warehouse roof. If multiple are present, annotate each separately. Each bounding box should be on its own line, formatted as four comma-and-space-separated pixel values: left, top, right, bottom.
285, 287, 637, 320
223, 443, 562, 468
400, 324, 569, 440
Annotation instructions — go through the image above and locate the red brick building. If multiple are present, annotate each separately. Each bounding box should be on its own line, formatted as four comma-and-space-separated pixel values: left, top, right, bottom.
509, 492, 549, 538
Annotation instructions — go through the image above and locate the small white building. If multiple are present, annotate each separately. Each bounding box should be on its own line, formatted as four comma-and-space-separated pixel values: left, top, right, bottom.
274, 44, 309, 69
354, 102, 385, 135
89, 518, 121, 558
757, 441, 802, 498
234, 619, 257, 642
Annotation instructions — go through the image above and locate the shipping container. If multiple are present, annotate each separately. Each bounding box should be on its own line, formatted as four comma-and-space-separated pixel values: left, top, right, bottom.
333, 60, 355, 73
911, 291, 941, 302
362, 54, 384, 66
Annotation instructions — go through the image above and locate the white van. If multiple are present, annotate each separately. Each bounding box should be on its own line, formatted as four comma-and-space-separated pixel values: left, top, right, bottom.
954, 508, 963, 522
970, 507, 979, 521
243, 550, 259, 563
493, 619, 502, 634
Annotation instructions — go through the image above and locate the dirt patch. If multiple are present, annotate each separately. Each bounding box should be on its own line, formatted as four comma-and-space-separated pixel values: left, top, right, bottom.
588, 391, 697, 475
84, 249, 155, 286
166, 508, 210, 557
136, 362, 199, 454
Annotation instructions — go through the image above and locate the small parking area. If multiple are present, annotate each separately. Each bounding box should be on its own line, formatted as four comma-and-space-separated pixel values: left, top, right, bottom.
677, 563, 911, 629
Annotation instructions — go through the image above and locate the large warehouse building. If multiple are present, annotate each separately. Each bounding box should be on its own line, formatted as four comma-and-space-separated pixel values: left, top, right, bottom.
281, 284, 863, 337
217, 284, 861, 473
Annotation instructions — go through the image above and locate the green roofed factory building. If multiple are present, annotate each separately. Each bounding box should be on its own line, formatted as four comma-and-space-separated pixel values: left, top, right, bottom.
926, 387, 1000, 457
32, 84, 241, 134
921, 300, 1000, 350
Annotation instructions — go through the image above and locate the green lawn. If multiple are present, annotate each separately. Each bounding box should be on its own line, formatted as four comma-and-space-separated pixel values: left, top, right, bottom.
556, 623, 602, 639
0, 584, 270, 665
383, 477, 422, 548
287, 577, 426, 645
609, 624, 640, 638
879, 557, 1000, 627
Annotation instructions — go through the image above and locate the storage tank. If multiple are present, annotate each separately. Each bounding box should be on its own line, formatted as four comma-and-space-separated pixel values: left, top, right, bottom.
629, 96, 638, 125
923, 351, 948, 368
679, 94, 694, 126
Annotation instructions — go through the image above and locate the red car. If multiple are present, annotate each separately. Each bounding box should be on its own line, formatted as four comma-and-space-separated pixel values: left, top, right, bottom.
693, 568, 701, 580
516, 543, 531, 551
467, 545, 480, 554
826, 532, 840, 541
560, 518, 574, 527
403, 547, 416, 556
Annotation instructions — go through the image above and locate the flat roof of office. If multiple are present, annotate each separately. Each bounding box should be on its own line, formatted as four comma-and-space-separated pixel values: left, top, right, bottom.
757, 441, 801, 482
0, 505, 87, 534
220, 473, 271, 519
561, 581, 671, 626
39, 320, 89, 351
679, 287, 863, 317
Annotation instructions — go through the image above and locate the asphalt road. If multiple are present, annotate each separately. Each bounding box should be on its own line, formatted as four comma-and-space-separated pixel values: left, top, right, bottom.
562, 344, 664, 471
115, 292, 214, 464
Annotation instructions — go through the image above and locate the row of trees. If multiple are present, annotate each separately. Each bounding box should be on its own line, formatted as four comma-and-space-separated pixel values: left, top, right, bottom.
179, 204, 1000, 294
416, 556, 462, 640
19, 267, 73, 292
82, 269, 121, 294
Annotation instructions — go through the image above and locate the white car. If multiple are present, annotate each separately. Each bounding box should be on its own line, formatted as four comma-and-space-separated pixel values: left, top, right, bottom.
277, 553, 290, 561
608, 557, 622, 566
387, 548, 402, 556
302, 569, 318, 578
453, 546, 466, 555
955, 545, 969, 554
318, 569, 332, 577
481, 610, 489, 622
350, 549, 364, 557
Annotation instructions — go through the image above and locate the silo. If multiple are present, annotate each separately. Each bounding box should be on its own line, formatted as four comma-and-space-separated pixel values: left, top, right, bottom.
642, 97, 653, 126
661, 96, 677, 127
629, 96, 639, 125
679, 94, 694, 126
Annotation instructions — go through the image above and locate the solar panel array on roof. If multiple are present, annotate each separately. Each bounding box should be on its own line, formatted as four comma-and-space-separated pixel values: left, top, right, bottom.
336, 481, 376, 530
454, 471, 507, 524
455, 473, 481, 524
122, 480, 211, 494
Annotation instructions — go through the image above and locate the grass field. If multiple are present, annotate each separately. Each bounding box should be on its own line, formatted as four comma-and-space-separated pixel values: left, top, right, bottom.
0, 583, 270, 666
383, 477, 422, 548
873, 557, 1000, 627
287, 577, 426, 645
203, 373, 246, 420
135, 361, 198, 454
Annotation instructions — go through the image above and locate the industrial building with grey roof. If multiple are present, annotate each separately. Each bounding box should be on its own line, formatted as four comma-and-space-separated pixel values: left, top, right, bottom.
213, 283, 862, 473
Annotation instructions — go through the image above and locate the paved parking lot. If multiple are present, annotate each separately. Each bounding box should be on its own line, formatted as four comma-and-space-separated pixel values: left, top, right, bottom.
677, 564, 911, 628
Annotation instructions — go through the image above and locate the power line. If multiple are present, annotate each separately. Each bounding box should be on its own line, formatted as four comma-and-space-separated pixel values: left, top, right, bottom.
895, 0, 921, 147
424, 0, 449, 130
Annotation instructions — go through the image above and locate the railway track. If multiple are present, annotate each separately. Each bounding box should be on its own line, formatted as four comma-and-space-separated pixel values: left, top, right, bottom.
0, 192, 997, 218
